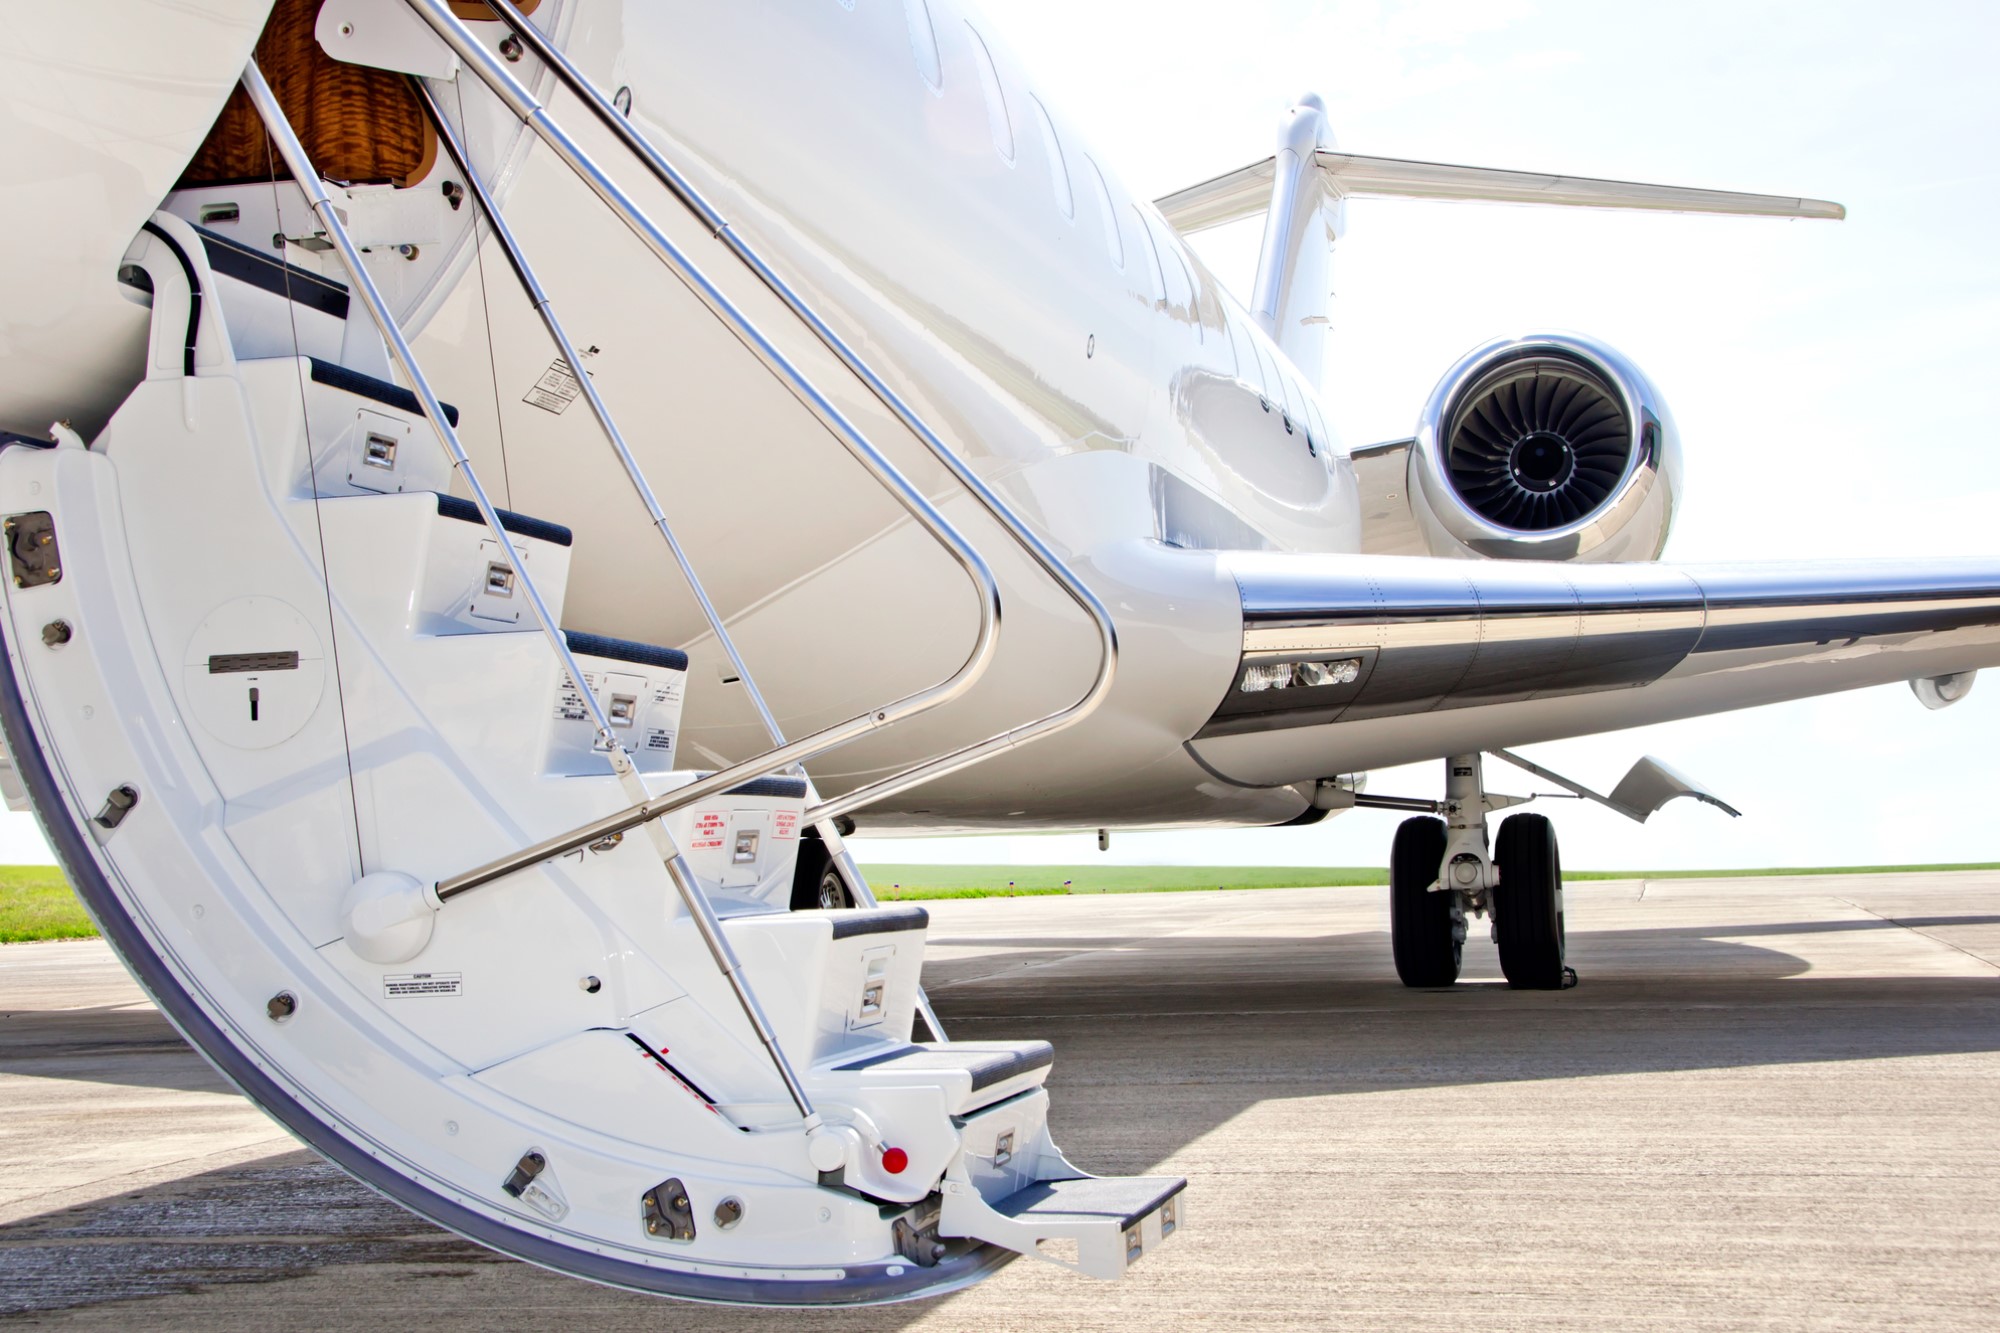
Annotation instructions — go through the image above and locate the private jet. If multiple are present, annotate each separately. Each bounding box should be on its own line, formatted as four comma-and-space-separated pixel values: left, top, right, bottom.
2, 0, 1986, 1305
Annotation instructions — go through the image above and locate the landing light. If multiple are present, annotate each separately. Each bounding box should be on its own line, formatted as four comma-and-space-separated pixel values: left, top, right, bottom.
1240, 658, 1362, 692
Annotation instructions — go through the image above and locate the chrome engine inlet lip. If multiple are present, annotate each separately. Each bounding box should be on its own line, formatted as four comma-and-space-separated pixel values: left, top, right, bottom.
1411, 331, 1680, 562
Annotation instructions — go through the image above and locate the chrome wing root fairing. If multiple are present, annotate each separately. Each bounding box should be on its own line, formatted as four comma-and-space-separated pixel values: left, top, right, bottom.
1191, 553, 2000, 785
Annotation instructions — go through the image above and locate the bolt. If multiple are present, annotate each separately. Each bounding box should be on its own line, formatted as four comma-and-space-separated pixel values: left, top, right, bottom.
267, 991, 297, 1021
499, 34, 524, 61
578, 975, 602, 994
41, 620, 71, 647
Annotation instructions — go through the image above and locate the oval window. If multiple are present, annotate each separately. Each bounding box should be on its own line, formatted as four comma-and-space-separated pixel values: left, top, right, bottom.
966, 26, 1013, 163
903, 0, 941, 92
1028, 96, 1073, 219
1085, 156, 1122, 267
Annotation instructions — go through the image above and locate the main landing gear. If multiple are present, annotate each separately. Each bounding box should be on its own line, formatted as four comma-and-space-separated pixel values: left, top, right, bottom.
1388, 754, 1572, 990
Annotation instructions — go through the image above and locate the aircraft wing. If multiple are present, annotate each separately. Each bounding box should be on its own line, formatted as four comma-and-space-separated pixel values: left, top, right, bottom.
1155, 152, 1844, 234
1188, 553, 2000, 785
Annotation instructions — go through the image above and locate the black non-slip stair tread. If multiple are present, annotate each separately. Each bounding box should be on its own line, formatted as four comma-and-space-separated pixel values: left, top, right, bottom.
562, 630, 689, 673
827, 903, 930, 940
694, 775, 808, 801
833, 1041, 1053, 1092
308, 359, 460, 428
991, 1175, 1186, 1229
0, 432, 55, 450
431, 493, 572, 547
194, 223, 351, 320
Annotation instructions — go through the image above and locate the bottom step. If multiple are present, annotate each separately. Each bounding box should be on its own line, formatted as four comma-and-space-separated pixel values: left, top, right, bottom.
941, 1169, 1185, 1280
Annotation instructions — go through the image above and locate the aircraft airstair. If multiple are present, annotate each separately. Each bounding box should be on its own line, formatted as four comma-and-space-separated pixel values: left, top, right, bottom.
0, 0, 1172, 1304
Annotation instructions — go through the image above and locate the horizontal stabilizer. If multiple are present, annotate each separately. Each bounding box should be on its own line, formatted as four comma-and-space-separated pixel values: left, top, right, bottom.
1156, 152, 1844, 234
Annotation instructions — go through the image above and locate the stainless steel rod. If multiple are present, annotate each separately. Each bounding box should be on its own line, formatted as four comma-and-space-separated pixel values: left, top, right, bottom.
415, 81, 944, 1037
402, 0, 1003, 746
412, 81, 792, 754
243, 61, 817, 1124
239, 62, 630, 784
472, 0, 1121, 818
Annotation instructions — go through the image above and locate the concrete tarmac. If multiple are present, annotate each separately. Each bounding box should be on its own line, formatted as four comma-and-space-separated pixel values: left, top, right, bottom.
3, 872, 1998, 1330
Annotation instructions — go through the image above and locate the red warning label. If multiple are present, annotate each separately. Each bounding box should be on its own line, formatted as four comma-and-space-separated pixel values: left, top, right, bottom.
772, 809, 800, 841
692, 811, 726, 851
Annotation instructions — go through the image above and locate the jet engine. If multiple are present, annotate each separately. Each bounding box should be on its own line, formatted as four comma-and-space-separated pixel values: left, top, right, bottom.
1407, 333, 1680, 561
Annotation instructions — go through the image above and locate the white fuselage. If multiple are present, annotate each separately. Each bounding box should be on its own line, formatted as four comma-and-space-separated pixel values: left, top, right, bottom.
386, 0, 1363, 831
24, 1, 1956, 837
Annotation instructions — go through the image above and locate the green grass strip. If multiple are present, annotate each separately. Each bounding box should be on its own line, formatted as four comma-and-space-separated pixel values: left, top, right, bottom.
5, 859, 1999, 938
0, 866, 98, 942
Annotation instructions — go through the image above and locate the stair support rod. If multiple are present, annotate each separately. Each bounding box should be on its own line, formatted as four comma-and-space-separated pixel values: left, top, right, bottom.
411, 82, 793, 767
416, 0, 1121, 825
404, 2, 1002, 736
242, 61, 819, 1125
414, 83, 945, 1039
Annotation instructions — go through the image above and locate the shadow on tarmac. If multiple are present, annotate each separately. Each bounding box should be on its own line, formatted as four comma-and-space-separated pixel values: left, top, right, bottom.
3, 910, 1997, 1324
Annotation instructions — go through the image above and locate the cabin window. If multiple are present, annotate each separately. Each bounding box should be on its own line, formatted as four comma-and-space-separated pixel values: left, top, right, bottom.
903, 0, 942, 91
1276, 372, 1302, 430
1133, 207, 1167, 306
1085, 156, 1122, 267
966, 25, 1013, 163
1253, 338, 1281, 409
1306, 396, 1331, 456
1148, 215, 1196, 335
1028, 97, 1073, 219
1174, 248, 1205, 344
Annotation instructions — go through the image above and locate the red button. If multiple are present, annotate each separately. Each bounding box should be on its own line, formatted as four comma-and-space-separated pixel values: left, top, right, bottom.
881, 1146, 909, 1174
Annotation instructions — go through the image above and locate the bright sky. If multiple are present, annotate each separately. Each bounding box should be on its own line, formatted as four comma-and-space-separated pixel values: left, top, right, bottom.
5, 1, 1995, 871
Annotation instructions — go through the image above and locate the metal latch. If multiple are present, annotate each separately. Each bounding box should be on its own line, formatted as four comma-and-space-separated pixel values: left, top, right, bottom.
94, 785, 139, 830
642, 1177, 696, 1242
6, 512, 60, 588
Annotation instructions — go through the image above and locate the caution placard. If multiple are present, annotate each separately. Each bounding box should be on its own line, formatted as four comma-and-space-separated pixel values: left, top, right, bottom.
523, 359, 586, 414
384, 971, 464, 998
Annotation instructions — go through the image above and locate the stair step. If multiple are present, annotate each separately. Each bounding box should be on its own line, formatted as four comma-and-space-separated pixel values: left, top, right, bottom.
994, 1175, 1185, 1231
826, 1040, 1052, 1114
719, 775, 807, 799
942, 1171, 1186, 1281
561, 629, 688, 673
197, 222, 352, 321
402, 491, 572, 635
828, 903, 928, 940
193, 224, 357, 368
432, 491, 565, 544
547, 629, 688, 775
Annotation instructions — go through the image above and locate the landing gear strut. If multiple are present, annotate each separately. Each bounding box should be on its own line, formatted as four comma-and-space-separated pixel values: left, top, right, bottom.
1386, 754, 1571, 990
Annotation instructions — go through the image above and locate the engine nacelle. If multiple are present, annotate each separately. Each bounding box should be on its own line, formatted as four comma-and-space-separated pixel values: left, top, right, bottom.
1409, 333, 1681, 561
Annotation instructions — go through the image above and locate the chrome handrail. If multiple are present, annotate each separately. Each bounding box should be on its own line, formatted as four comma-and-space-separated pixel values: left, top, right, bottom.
408, 0, 1121, 852
412, 81, 947, 1039
240, 61, 823, 1127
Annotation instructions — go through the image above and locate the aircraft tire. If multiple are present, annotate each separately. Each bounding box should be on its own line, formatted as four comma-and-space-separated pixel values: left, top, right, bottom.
1494, 812, 1567, 988
789, 830, 855, 910
1390, 816, 1461, 986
